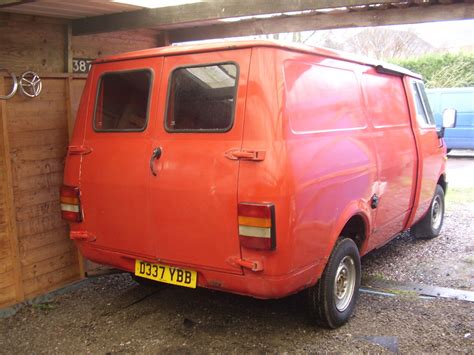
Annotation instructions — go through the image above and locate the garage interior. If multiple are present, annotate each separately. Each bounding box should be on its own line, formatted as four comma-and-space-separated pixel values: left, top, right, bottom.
0, 0, 473, 309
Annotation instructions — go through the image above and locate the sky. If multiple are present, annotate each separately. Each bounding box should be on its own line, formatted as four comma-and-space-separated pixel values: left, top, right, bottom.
180, 19, 473, 53
315, 19, 474, 50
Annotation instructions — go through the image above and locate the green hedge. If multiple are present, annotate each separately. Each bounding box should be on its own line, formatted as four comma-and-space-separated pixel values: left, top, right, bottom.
391, 53, 474, 88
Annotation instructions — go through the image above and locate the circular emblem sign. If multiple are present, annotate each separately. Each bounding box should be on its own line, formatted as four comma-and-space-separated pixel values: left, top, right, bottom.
19, 71, 42, 98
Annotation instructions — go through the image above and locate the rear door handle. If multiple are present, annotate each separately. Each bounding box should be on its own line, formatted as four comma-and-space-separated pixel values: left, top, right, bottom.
150, 147, 162, 176
225, 149, 266, 161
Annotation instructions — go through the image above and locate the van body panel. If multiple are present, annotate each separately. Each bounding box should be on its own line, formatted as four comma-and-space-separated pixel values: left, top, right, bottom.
279, 51, 378, 272
361, 70, 418, 248
64, 41, 446, 300
148, 49, 251, 273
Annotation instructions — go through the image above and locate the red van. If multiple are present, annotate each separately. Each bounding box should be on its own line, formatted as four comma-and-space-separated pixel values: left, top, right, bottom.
62, 40, 455, 328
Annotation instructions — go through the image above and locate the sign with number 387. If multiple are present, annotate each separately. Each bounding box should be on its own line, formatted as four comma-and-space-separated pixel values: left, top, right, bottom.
72, 58, 93, 74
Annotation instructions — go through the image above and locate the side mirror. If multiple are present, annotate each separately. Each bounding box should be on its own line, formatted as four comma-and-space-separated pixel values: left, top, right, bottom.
442, 108, 457, 128
437, 108, 457, 138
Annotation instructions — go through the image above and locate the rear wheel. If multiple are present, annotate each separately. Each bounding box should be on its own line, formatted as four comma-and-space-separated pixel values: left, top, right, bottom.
306, 238, 361, 329
412, 184, 445, 239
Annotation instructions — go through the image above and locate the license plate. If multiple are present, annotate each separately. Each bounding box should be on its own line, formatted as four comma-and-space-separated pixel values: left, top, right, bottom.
134, 260, 197, 288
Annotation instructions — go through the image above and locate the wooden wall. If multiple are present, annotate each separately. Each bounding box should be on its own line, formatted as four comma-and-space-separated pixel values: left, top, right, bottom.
0, 12, 161, 309
0, 75, 86, 308
0, 12, 161, 73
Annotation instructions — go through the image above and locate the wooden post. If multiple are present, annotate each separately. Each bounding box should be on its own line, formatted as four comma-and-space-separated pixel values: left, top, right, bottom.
0, 76, 25, 302
157, 31, 171, 47
64, 23, 73, 74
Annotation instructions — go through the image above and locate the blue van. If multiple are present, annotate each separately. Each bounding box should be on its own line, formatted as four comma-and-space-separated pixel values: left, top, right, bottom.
427, 87, 474, 151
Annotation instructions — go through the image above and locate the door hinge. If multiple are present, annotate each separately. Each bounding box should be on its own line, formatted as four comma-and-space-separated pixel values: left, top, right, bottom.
227, 257, 263, 272
68, 145, 92, 155
70, 230, 96, 242
225, 149, 266, 161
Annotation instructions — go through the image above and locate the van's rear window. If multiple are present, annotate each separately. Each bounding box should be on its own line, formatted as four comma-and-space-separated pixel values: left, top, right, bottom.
94, 70, 151, 131
165, 63, 238, 132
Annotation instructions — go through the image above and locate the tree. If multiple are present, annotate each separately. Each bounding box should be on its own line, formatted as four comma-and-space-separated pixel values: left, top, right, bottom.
391, 53, 474, 88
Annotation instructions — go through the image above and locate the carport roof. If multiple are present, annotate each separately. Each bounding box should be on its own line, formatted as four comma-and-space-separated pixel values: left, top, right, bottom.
0, 0, 473, 42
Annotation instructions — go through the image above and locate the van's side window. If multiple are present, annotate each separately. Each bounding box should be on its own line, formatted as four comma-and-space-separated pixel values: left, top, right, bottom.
412, 81, 435, 127
166, 63, 238, 132
94, 70, 151, 131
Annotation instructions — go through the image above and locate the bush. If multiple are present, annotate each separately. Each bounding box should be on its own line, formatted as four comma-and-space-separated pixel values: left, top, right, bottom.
391, 53, 474, 88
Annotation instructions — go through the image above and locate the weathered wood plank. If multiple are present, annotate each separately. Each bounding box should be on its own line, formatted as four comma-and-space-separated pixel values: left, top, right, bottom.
0, 13, 65, 73
16, 199, 61, 222
72, 29, 159, 58
18, 226, 68, 253
0, 76, 24, 302
169, 2, 474, 42
0, 266, 14, 289
0, 285, 16, 308
72, 0, 403, 35
14, 170, 63, 193
0, 255, 13, 275
11, 145, 66, 163
20, 238, 75, 267
9, 128, 68, 149
17, 213, 65, 238
23, 262, 79, 299
7, 98, 67, 114
12, 157, 65, 181
22, 250, 78, 281
8, 111, 68, 133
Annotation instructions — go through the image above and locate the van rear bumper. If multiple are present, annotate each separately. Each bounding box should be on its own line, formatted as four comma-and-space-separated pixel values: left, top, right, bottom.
77, 242, 324, 299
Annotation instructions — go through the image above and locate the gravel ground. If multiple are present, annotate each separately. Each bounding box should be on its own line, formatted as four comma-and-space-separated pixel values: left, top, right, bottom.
0, 274, 472, 354
1, 152, 473, 354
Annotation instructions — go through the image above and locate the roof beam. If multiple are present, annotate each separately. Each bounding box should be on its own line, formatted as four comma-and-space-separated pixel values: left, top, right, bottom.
168, 2, 474, 43
72, 0, 406, 36
0, 0, 34, 9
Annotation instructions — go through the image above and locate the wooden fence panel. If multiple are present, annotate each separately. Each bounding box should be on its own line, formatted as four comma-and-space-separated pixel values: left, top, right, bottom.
0, 75, 86, 308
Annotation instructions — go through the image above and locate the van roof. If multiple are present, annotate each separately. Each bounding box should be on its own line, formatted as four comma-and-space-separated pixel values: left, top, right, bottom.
94, 39, 422, 79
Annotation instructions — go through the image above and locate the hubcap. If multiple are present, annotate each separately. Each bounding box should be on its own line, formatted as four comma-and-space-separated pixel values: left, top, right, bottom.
334, 255, 356, 312
431, 195, 443, 230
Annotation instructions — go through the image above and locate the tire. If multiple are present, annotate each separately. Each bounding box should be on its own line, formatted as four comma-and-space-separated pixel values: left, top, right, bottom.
306, 238, 361, 329
412, 184, 445, 239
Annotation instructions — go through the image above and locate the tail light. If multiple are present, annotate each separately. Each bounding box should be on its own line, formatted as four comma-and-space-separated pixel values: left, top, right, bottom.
238, 203, 276, 251
60, 185, 82, 222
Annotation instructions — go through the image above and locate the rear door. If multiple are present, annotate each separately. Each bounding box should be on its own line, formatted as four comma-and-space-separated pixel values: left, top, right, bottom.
149, 49, 251, 273
80, 58, 162, 257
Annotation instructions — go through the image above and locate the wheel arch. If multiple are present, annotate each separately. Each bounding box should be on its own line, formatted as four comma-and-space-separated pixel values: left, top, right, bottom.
437, 173, 447, 194
327, 202, 372, 259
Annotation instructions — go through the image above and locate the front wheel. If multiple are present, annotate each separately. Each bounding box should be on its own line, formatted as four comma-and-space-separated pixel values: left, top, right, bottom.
306, 238, 361, 329
412, 184, 445, 239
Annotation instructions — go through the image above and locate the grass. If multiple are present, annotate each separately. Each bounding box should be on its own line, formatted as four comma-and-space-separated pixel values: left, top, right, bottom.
445, 187, 474, 205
